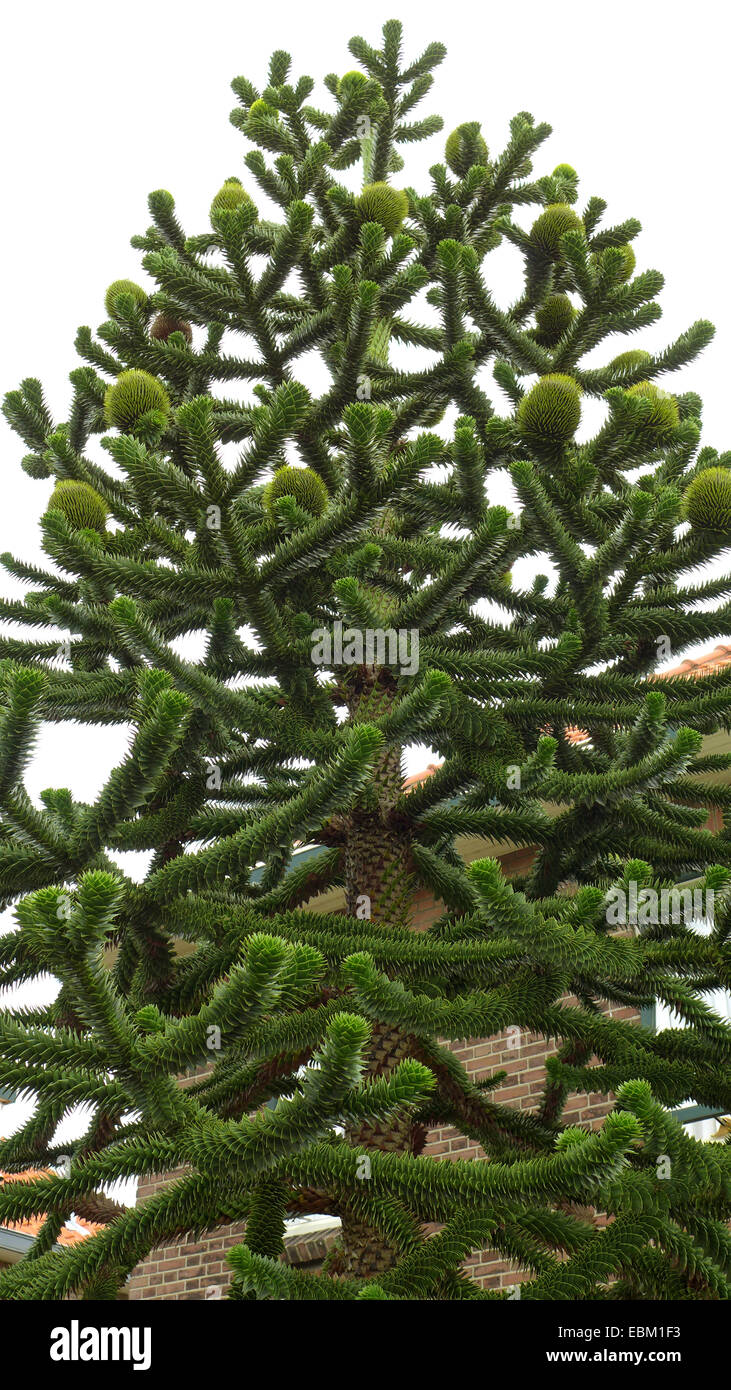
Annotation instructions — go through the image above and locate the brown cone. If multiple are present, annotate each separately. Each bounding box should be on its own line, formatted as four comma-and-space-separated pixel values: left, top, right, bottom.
150, 312, 193, 344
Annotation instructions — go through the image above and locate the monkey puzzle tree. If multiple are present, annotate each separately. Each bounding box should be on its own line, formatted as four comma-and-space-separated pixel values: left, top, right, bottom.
1, 18, 731, 1301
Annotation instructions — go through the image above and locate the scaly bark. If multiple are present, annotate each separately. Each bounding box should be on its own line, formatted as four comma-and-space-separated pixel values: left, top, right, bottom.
336, 664, 418, 1277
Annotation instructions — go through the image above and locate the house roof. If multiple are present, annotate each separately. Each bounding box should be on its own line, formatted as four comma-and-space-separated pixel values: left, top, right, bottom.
405, 645, 731, 783
661, 643, 731, 680
403, 762, 441, 790
0, 1165, 102, 1248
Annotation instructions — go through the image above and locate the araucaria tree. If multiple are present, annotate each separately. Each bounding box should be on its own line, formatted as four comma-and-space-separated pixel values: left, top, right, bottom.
2, 19, 731, 1302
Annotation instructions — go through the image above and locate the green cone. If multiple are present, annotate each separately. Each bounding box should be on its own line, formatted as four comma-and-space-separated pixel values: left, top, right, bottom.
626, 381, 679, 440
445, 123, 488, 177
104, 280, 147, 318
210, 179, 255, 218
616, 244, 636, 281
355, 183, 409, 236
599, 244, 636, 282
263, 466, 329, 519
104, 370, 170, 433
610, 349, 652, 374
338, 71, 368, 94
518, 374, 581, 443
535, 294, 576, 346
46, 480, 108, 534
529, 203, 584, 258
683, 467, 731, 532
249, 99, 277, 119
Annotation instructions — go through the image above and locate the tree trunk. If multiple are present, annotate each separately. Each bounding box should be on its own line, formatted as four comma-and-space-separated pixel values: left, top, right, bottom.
335, 666, 417, 1278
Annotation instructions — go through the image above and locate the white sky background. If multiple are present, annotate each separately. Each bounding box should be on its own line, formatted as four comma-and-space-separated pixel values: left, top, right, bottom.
1, 0, 731, 1148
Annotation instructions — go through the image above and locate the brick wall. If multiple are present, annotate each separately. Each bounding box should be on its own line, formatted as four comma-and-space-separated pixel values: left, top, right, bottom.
127, 853, 639, 1299
421, 1004, 639, 1293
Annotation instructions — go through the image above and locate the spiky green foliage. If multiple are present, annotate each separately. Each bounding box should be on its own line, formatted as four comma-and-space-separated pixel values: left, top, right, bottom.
1, 19, 731, 1304
355, 183, 409, 235
445, 123, 488, 177
518, 373, 581, 442
263, 466, 329, 520
104, 279, 148, 318
46, 480, 108, 535
683, 467, 731, 532
104, 369, 170, 433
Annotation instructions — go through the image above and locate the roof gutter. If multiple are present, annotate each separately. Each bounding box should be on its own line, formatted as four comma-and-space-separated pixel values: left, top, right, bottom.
0, 1227, 51, 1263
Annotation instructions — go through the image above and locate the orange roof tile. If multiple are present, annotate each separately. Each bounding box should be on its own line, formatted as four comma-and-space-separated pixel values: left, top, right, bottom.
403, 762, 441, 790
660, 643, 731, 680
0, 1166, 102, 1246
